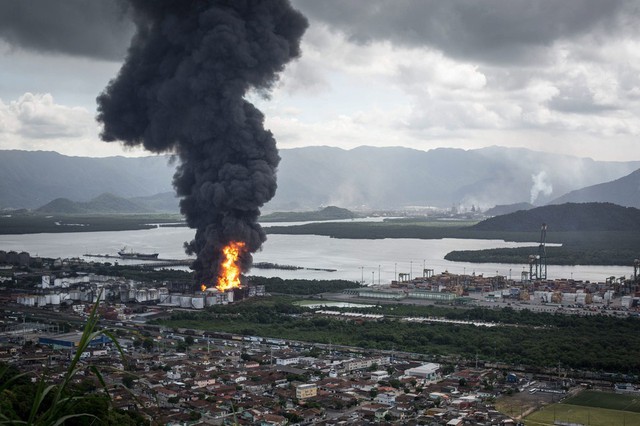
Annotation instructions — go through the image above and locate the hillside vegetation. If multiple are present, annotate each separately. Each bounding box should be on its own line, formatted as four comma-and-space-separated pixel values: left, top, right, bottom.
471, 202, 640, 232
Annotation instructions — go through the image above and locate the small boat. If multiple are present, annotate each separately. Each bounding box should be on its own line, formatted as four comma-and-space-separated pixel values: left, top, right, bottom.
117, 247, 159, 260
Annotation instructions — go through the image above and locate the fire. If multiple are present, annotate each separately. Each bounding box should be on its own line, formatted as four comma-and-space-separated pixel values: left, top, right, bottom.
201, 284, 207, 292
216, 241, 246, 291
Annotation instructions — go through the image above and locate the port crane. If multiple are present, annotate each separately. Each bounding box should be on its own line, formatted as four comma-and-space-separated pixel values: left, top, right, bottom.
528, 223, 547, 281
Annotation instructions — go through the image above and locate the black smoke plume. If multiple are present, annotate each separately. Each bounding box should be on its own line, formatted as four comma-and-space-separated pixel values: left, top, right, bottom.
97, 0, 307, 285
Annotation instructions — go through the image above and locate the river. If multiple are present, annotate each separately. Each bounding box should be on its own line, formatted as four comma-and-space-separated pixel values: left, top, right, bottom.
0, 223, 632, 283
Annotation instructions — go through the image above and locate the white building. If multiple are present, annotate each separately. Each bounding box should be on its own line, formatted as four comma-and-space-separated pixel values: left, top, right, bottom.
404, 363, 441, 381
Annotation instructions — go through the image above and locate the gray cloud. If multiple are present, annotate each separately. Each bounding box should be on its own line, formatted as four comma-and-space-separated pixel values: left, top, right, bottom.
547, 87, 619, 114
0, 0, 133, 61
294, 0, 631, 65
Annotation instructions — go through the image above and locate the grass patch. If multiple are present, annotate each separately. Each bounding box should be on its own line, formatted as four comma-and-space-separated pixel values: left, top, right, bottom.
562, 390, 640, 413
525, 403, 640, 426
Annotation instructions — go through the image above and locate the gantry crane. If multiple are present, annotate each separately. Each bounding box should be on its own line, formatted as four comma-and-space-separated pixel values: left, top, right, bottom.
528, 223, 548, 281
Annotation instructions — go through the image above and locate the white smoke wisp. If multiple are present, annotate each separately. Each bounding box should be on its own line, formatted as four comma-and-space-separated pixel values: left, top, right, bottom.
530, 171, 553, 204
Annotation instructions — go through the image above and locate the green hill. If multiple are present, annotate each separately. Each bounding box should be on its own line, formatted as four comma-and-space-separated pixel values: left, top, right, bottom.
471, 202, 640, 232
36, 193, 152, 214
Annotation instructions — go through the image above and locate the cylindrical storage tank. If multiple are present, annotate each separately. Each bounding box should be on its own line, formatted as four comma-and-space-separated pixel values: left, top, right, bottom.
171, 295, 182, 305
21, 296, 36, 306
49, 294, 61, 305
148, 288, 159, 301
191, 296, 204, 309
136, 290, 148, 303
159, 293, 171, 304
180, 296, 192, 308
37, 295, 47, 306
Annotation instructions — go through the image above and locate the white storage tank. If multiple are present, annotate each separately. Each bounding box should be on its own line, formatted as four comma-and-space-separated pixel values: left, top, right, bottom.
159, 293, 172, 304
19, 296, 36, 306
171, 295, 182, 305
191, 296, 205, 309
148, 288, 159, 301
49, 294, 61, 305
136, 289, 148, 303
180, 296, 192, 308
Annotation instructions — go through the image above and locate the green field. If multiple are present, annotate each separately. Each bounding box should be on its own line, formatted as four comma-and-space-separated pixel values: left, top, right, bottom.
525, 391, 640, 426
563, 390, 640, 413
525, 403, 640, 426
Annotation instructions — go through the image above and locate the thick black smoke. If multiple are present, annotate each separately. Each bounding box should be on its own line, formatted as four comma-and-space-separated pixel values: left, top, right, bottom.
97, 0, 307, 285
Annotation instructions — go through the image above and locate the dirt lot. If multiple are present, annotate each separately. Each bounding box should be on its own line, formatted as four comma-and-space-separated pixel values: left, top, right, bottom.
496, 387, 571, 420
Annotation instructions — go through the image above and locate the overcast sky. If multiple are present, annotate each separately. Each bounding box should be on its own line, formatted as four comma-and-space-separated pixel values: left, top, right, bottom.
0, 0, 639, 160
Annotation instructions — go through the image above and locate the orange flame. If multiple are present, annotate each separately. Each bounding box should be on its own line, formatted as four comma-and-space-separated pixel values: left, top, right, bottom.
216, 241, 246, 291
201, 284, 207, 292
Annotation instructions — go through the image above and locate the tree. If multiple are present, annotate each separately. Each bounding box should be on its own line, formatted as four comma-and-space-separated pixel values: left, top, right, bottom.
142, 337, 154, 352
122, 374, 136, 389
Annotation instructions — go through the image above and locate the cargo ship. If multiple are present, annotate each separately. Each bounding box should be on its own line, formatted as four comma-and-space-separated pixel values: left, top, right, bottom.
118, 247, 159, 260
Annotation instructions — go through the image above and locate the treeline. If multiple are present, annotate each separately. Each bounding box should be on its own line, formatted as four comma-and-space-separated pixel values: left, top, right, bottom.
260, 206, 358, 222
264, 221, 532, 240
0, 214, 180, 235
156, 299, 640, 374
445, 245, 640, 266
248, 276, 361, 295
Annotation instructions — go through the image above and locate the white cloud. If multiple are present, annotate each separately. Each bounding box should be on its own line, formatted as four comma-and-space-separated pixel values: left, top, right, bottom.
0, 92, 147, 157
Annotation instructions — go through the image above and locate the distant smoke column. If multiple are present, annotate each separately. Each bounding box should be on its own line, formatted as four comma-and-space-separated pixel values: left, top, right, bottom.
96, 0, 307, 284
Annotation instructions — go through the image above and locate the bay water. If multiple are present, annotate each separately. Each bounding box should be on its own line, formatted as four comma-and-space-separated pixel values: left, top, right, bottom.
0, 224, 633, 283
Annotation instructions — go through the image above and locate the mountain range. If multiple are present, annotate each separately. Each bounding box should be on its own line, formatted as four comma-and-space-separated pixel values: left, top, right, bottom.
1, 147, 639, 212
